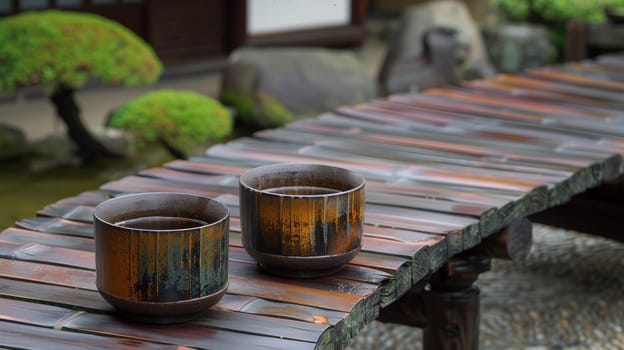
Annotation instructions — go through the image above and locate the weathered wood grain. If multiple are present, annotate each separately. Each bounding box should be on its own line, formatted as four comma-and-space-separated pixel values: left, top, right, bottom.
0, 278, 112, 312
0, 292, 324, 350
3, 60, 624, 350
16, 217, 93, 238
0, 240, 94, 270
247, 131, 548, 233
100, 175, 236, 196
0, 320, 178, 350
96, 166, 450, 282
0, 258, 95, 289
0, 227, 94, 251
0, 236, 376, 315
19, 200, 425, 310
317, 112, 615, 174
384, 95, 623, 202
0, 219, 382, 348
256, 126, 579, 178
0, 296, 79, 328
38, 205, 95, 223
164, 151, 501, 231
48, 190, 110, 207
529, 66, 624, 90
192, 309, 334, 344
495, 74, 624, 102
64, 312, 319, 350
0, 272, 345, 342
563, 62, 624, 81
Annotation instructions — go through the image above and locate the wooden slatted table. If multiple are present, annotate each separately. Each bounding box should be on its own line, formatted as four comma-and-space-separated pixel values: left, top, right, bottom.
2, 55, 624, 349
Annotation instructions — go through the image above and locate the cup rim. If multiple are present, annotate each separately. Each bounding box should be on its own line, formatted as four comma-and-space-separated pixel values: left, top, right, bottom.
239, 162, 366, 198
94, 192, 230, 232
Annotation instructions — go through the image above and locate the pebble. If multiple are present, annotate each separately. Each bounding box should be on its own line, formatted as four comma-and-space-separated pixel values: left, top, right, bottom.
346, 225, 624, 349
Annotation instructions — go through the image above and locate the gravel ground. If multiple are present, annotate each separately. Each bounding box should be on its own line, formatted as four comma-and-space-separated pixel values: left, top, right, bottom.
347, 225, 624, 349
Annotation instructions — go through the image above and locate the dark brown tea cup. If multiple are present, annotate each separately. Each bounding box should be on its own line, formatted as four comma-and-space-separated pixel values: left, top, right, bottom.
94, 192, 229, 324
239, 163, 365, 278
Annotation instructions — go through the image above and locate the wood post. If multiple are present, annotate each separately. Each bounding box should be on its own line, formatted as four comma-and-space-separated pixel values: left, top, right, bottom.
376, 283, 427, 328
378, 218, 533, 349
530, 179, 624, 243
422, 254, 490, 350
469, 217, 532, 263
565, 20, 587, 62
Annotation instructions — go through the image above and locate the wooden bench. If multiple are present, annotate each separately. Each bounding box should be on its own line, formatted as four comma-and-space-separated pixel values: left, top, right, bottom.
1, 55, 623, 349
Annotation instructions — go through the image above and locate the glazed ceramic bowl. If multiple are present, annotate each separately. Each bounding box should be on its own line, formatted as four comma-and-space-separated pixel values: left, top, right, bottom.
94, 192, 229, 324
239, 163, 365, 278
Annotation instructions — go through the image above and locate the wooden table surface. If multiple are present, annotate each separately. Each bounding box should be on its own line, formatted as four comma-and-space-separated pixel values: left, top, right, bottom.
2, 56, 624, 349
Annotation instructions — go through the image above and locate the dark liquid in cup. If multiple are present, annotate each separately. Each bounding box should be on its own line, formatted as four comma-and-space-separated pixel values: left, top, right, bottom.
264, 186, 340, 195
115, 216, 208, 230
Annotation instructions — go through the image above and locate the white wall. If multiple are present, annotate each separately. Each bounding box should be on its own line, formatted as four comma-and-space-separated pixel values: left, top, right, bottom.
247, 0, 351, 35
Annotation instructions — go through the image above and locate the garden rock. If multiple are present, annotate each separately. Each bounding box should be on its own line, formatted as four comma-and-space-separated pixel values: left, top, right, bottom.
0, 123, 27, 159
221, 47, 376, 129
379, 0, 495, 94
29, 127, 134, 161
92, 127, 135, 158
482, 23, 557, 73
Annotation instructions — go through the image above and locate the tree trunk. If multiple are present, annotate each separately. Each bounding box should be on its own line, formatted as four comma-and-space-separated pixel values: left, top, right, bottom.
159, 137, 187, 159
50, 85, 121, 160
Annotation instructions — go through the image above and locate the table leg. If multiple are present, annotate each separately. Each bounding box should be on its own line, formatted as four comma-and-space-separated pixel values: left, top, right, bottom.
378, 219, 531, 348
422, 254, 490, 350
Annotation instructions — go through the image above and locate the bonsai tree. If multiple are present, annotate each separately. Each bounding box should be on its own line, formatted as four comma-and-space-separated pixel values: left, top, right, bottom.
0, 10, 162, 159
107, 89, 233, 159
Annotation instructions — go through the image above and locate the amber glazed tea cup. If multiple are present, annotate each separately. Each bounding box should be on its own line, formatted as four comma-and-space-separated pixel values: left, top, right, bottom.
239, 163, 365, 278
94, 192, 229, 324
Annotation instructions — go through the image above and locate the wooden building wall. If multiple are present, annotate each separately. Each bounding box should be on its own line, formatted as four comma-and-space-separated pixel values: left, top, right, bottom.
0, 0, 365, 66
146, 0, 227, 65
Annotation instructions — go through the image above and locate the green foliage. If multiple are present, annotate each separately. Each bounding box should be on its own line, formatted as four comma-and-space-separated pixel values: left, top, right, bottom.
221, 89, 293, 129
492, 0, 624, 23
0, 10, 162, 93
221, 89, 256, 125
108, 90, 233, 156
492, 0, 529, 22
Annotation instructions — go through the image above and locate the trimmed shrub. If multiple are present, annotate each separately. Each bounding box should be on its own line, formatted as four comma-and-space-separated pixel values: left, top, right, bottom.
221, 89, 293, 130
0, 10, 161, 92
108, 90, 233, 158
0, 10, 162, 159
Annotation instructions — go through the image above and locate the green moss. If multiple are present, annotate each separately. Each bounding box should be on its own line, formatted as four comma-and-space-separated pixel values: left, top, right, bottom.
0, 10, 162, 93
221, 89, 293, 129
255, 91, 294, 128
492, 0, 624, 23
108, 90, 233, 157
221, 89, 256, 125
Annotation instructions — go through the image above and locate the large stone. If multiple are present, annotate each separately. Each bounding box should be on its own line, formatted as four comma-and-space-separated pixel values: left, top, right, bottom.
92, 126, 135, 158
0, 123, 27, 159
29, 127, 134, 162
482, 23, 557, 74
379, 0, 495, 94
221, 47, 376, 129
382, 27, 468, 94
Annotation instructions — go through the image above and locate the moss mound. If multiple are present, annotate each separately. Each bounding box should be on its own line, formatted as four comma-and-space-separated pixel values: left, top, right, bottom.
108, 90, 233, 157
0, 10, 162, 92
221, 89, 293, 130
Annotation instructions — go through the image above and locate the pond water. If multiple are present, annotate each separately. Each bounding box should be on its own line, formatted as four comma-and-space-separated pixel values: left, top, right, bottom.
0, 147, 174, 230
0, 123, 256, 231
